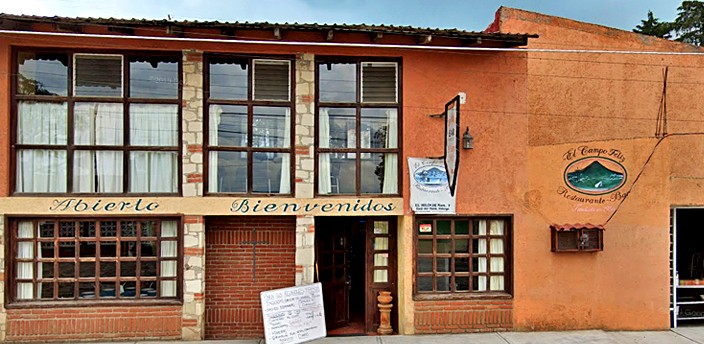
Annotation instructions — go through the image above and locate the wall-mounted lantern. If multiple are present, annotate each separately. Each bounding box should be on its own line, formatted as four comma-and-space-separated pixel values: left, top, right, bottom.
462, 127, 473, 150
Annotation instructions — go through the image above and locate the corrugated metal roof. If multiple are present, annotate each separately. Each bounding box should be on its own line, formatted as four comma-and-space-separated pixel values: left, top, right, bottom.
0, 13, 537, 44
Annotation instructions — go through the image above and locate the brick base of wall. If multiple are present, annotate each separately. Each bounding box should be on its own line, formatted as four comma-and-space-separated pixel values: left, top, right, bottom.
205, 216, 296, 339
414, 299, 513, 334
6, 306, 182, 342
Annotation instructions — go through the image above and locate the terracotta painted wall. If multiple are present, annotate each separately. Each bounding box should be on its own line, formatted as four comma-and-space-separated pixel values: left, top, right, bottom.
496, 7, 704, 330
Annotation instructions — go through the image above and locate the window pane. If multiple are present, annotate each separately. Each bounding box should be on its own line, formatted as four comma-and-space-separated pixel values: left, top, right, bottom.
121, 242, 138, 257
142, 261, 157, 277
74, 54, 122, 97
455, 221, 469, 235
456, 277, 470, 291
320, 154, 355, 194
361, 153, 393, 194
121, 221, 137, 237
58, 262, 74, 278
490, 220, 505, 235
100, 283, 116, 298
361, 62, 397, 103
418, 257, 433, 273
59, 222, 75, 237
374, 253, 388, 267
40, 242, 55, 260
374, 237, 389, 250
122, 281, 137, 298
209, 151, 247, 193
17, 283, 33, 300
129, 151, 177, 193
74, 102, 123, 145
130, 56, 179, 99
373, 269, 388, 283
79, 241, 96, 257
209, 58, 247, 100
79, 262, 96, 278
437, 239, 452, 254
455, 258, 469, 272
253, 107, 290, 148
58, 242, 75, 258
121, 261, 136, 277
437, 258, 451, 272
17, 242, 34, 260
142, 221, 158, 237
142, 241, 158, 257
40, 261, 54, 278
100, 221, 118, 237
491, 257, 504, 273
161, 241, 177, 258
319, 63, 356, 102
161, 260, 177, 277
17, 262, 33, 279
79, 221, 96, 237
209, 104, 247, 147
161, 280, 177, 297
321, 108, 355, 149
374, 222, 389, 234
361, 108, 397, 148
39, 222, 54, 238
100, 261, 116, 277
73, 150, 124, 193
18, 52, 68, 96
16, 149, 67, 193
490, 276, 505, 291
17, 101, 67, 144
18, 222, 35, 239
437, 221, 451, 235
39, 283, 54, 299
418, 276, 433, 292
437, 276, 450, 291
253, 60, 289, 101
252, 152, 290, 194
455, 240, 469, 254
418, 239, 433, 254
100, 242, 117, 257
161, 221, 177, 238
130, 104, 178, 146
490, 239, 504, 254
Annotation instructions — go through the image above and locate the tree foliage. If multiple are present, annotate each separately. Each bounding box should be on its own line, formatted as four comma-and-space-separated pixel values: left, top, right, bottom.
635, 1, 704, 46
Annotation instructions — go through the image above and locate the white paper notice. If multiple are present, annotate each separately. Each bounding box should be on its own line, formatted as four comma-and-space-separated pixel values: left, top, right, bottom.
260, 283, 326, 344
408, 157, 456, 214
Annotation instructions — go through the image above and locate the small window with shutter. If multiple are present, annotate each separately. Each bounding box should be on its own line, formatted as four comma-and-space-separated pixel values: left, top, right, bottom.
253, 59, 290, 101
361, 62, 397, 103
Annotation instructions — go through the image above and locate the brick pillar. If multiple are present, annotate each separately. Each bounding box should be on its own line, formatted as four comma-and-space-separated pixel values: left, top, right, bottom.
182, 215, 205, 340
294, 53, 317, 286
182, 50, 204, 197
0, 215, 6, 342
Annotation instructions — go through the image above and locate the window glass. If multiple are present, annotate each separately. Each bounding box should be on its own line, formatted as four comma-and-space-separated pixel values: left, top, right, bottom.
209, 151, 248, 193
252, 152, 290, 193
12, 219, 180, 302
321, 108, 355, 149
320, 154, 356, 194
129, 152, 178, 193
18, 52, 69, 96
16, 149, 67, 193
73, 150, 123, 193
74, 103, 123, 145
209, 105, 248, 147
209, 58, 247, 100
17, 101, 67, 145
129, 104, 178, 147
130, 56, 179, 99
253, 107, 290, 148
319, 63, 356, 102
361, 108, 397, 148
74, 54, 123, 97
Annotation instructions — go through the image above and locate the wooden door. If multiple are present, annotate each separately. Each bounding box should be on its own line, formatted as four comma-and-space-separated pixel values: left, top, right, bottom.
365, 218, 397, 333
317, 226, 350, 330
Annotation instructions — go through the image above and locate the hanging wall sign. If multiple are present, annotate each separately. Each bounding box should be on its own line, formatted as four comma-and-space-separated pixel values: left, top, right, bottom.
558, 146, 629, 206
409, 157, 456, 214
444, 95, 461, 196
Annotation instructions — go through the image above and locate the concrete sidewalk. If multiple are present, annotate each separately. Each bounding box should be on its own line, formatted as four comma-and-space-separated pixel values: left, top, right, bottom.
88, 327, 704, 344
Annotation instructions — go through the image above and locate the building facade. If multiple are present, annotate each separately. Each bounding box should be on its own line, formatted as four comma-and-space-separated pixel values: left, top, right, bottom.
0, 6, 702, 342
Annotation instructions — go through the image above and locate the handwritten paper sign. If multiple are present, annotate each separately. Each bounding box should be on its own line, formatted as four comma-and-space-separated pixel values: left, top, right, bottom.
260, 283, 326, 344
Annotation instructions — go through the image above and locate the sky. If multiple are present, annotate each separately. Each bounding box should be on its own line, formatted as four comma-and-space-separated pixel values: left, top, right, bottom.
0, 0, 685, 33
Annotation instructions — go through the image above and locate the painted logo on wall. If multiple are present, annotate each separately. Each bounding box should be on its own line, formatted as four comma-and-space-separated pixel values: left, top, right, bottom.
413, 165, 449, 188
564, 157, 627, 195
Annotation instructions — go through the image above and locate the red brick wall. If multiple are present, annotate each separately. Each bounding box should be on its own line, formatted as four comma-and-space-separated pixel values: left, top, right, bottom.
205, 216, 296, 339
414, 300, 513, 333
6, 306, 182, 342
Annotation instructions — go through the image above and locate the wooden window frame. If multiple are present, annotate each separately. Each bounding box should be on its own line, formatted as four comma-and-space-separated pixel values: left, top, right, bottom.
203, 54, 296, 196
314, 57, 402, 197
10, 49, 183, 196
6, 216, 183, 308
413, 216, 513, 301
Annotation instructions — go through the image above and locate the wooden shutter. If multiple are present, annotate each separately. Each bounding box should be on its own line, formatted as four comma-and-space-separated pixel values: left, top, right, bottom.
362, 62, 397, 103
253, 59, 289, 101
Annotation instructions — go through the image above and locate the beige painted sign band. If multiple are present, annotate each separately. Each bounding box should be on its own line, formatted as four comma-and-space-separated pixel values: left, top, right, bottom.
0, 197, 404, 216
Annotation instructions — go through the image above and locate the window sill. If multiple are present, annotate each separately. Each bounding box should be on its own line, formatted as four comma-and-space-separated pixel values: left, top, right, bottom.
413, 292, 512, 302
5, 298, 183, 309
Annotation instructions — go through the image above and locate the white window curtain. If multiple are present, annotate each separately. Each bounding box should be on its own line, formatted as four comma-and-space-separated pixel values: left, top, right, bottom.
17, 221, 35, 300
208, 105, 222, 193
476, 220, 488, 291
129, 104, 178, 193
489, 220, 505, 291
318, 108, 332, 194
160, 221, 177, 297
16, 102, 68, 192
382, 109, 398, 194
279, 108, 291, 193
73, 103, 123, 192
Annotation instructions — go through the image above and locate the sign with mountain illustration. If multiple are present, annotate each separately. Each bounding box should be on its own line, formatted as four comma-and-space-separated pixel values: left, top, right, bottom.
564, 157, 627, 196
408, 158, 455, 214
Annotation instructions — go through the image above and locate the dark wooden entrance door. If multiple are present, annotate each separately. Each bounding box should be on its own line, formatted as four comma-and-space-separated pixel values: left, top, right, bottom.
317, 224, 350, 330
365, 218, 397, 333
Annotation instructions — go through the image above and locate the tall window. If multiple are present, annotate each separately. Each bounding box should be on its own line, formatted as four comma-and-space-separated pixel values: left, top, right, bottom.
415, 217, 511, 297
316, 59, 400, 195
13, 51, 181, 194
205, 56, 293, 194
11, 218, 180, 302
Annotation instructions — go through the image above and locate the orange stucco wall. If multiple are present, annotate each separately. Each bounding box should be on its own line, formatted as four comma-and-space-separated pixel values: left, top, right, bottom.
497, 7, 704, 330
